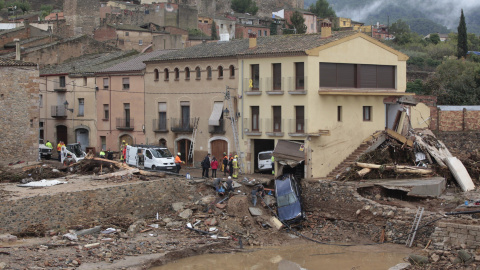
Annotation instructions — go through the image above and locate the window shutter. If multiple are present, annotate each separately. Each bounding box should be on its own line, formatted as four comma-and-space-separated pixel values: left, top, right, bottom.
359, 65, 377, 88
337, 64, 356, 88
320, 63, 337, 87
377, 65, 395, 89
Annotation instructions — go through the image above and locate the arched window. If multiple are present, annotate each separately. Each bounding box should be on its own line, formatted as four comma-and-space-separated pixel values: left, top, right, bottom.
185, 67, 190, 80
159, 138, 167, 147
229, 65, 235, 78
164, 68, 169, 80
218, 66, 223, 78
154, 69, 159, 81
174, 68, 179, 80
196, 67, 201, 80
206, 66, 212, 79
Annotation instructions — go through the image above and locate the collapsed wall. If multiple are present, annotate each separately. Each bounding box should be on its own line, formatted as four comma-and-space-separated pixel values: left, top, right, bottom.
0, 179, 192, 235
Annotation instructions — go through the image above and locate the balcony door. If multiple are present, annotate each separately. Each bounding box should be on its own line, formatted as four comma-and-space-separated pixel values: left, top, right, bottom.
124, 103, 131, 128
181, 104, 190, 130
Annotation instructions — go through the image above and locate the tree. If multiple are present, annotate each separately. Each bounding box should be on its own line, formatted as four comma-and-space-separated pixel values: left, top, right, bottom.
12, 1, 30, 14
309, 0, 336, 18
458, 9, 468, 59
40, 4, 53, 20
231, 0, 258, 15
211, 21, 218, 40
0, 1, 4, 11
390, 19, 412, 45
287, 10, 307, 34
428, 33, 440, 45
269, 21, 277, 35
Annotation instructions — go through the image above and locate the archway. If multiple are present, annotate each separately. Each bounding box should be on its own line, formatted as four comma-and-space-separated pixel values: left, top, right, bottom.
210, 139, 228, 161
119, 134, 133, 151
75, 128, 89, 151
159, 138, 167, 147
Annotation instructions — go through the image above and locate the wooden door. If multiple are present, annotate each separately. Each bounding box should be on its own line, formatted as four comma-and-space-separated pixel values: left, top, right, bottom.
211, 139, 228, 161
177, 139, 192, 164
56, 125, 68, 144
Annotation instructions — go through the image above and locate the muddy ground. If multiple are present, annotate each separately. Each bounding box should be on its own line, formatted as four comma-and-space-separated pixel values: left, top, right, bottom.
0, 159, 479, 269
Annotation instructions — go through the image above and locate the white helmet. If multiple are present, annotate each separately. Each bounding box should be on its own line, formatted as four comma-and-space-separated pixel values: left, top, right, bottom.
177, 152, 181, 156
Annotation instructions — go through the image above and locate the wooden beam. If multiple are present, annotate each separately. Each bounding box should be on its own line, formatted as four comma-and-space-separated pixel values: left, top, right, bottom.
386, 129, 413, 147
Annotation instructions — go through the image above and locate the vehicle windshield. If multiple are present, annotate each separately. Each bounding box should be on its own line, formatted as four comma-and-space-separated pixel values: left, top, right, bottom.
259, 152, 272, 160
154, 148, 173, 158
67, 144, 83, 157
277, 193, 298, 207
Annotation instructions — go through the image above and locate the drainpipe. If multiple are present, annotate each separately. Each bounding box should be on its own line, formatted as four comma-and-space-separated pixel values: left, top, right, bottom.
14, 39, 20, 61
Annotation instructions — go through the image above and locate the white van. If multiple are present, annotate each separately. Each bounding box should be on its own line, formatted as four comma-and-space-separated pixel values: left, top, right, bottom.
126, 145, 176, 171
258, 150, 273, 172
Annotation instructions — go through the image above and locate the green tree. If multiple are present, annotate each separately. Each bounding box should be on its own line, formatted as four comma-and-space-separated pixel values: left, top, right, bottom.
211, 21, 218, 40
457, 9, 468, 59
231, 0, 258, 15
428, 33, 440, 45
12, 1, 30, 14
406, 79, 426, 94
269, 21, 277, 35
309, 0, 336, 18
390, 19, 412, 45
0, 1, 4, 11
287, 10, 307, 34
188, 28, 208, 37
40, 4, 53, 19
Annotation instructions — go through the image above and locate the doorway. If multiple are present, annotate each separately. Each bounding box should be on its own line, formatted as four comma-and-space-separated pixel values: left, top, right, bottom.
177, 139, 192, 164
75, 128, 89, 151
119, 134, 133, 151
253, 139, 275, 173
56, 125, 68, 144
211, 139, 228, 161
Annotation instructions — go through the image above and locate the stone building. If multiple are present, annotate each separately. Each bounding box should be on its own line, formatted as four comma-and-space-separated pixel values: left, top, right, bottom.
64, 0, 100, 36
0, 58, 40, 165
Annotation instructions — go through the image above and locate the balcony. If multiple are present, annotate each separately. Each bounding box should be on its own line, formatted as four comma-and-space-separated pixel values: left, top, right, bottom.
243, 78, 262, 96
243, 118, 263, 136
53, 81, 67, 92
51, 105, 67, 118
171, 117, 195, 133
209, 119, 226, 134
287, 119, 308, 137
265, 118, 284, 137
116, 118, 134, 130
153, 118, 168, 133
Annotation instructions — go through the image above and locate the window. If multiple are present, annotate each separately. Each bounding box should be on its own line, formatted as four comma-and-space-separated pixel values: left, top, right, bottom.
39, 121, 44, 142
295, 62, 304, 90
221, 24, 223, 28
154, 69, 159, 81
207, 66, 212, 79
181, 102, 190, 129
251, 106, 259, 131
125, 32, 129, 36
273, 106, 281, 132
158, 102, 167, 130
264, 30, 267, 36
218, 66, 223, 78
103, 78, 109, 89
173, 68, 180, 81
122, 77, 130, 90
39, 94, 43, 108
59, 76, 66, 87
83, 77, 87, 86
258, 30, 261, 36
159, 138, 167, 147
119, 39, 124, 45
139, 40, 143, 45
185, 67, 190, 80
103, 104, 109, 120
273, 63, 281, 90
229, 65, 235, 78
164, 68, 169, 81
101, 136, 106, 151
146, 150, 153, 159
248, 29, 252, 33
78, 98, 84, 116
295, 106, 304, 133
204, 20, 208, 23
124, 103, 131, 127
337, 106, 342, 122
251, 64, 259, 90
195, 67, 201, 79
363, 106, 372, 121
320, 63, 395, 89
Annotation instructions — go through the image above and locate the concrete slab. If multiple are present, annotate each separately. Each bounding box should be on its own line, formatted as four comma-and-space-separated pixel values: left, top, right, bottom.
248, 207, 263, 216
362, 177, 446, 197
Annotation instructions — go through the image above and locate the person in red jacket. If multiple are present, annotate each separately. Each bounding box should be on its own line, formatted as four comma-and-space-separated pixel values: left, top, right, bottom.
210, 156, 219, 178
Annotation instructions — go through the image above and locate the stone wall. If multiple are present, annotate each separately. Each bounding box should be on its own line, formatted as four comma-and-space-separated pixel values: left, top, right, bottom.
64, 0, 100, 37
431, 222, 480, 250
0, 179, 193, 235
0, 65, 39, 165
435, 132, 480, 158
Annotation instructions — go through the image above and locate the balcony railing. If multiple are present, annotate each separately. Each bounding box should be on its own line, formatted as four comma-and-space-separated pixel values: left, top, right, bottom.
244, 77, 308, 93
209, 119, 226, 134
153, 118, 168, 133
53, 81, 67, 91
116, 118, 134, 130
243, 118, 263, 135
171, 117, 195, 133
265, 118, 284, 134
287, 119, 308, 136
51, 105, 67, 118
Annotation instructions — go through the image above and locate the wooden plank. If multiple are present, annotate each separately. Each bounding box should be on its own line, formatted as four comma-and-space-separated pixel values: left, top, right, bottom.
386, 129, 413, 147
445, 157, 475, 192
365, 133, 386, 153
414, 135, 449, 168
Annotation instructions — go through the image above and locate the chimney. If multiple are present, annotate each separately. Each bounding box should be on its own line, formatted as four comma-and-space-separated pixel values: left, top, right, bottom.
321, 19, 332, 38
14, 39, 20, 61
248, 33, 257, 48
23, 19, 29, 28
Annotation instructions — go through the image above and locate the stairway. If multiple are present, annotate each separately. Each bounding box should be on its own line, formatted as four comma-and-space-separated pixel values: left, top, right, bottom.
326, 143, 370, 178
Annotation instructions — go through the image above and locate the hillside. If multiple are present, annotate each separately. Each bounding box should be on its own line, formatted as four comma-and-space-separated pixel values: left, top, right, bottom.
304, 0, 480, 35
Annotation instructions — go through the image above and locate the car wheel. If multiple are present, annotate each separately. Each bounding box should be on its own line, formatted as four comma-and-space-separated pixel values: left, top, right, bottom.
151, 165, 156, 170
46, 154, 51, 160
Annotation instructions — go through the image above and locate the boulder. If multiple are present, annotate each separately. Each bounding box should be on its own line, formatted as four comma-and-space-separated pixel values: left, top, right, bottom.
249, 207, 263, 216
458, 250, 473, 263
178, 209, 193, 219
408, 254, 429, 265
172, 202, 185, 212
205, 217, 218, 226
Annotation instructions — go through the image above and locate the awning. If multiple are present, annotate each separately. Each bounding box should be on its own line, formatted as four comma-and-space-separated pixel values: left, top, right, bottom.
208, 102, 224, 126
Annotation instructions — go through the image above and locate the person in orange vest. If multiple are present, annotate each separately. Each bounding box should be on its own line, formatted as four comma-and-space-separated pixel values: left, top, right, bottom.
57, 141, 64, 162
175, 152, 185, 173
222, 153, 229, 176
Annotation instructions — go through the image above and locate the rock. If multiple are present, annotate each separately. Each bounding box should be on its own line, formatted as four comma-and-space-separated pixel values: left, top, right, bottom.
84, 243, 100, 249
76, 226, 102, 236
63, 233, 78, 241
0, 262, 7, 269
431, 253, 440, 262
178, 209, 193, 219
200, 195, 216, 204
248, 207, 263, 216
356, 210, 361, 215
375, 194, 381, 200
0, 234, 17, 242
453, 257, 462, 265
408, 254, 429, 265
72, 260, 80, 266
162, 218, 172, 223
388, 262, 411, 270
166, 221, 182, 228
387, 211, 395, 217
172, 202, 185, 212
459, 250, 473, 263
127, 220, 147, 237
263, 195, 276, 206
205, 217, 218, 226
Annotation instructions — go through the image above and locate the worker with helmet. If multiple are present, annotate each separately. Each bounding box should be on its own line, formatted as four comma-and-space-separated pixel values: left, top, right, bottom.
175, 152, 184, 173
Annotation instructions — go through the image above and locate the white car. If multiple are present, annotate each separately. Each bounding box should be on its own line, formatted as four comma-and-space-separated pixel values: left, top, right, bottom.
39, 144, 52, 159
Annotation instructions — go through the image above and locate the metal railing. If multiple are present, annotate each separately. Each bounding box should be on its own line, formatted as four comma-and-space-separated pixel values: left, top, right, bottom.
265, 118, 284, 133
116, 118, 134, 130
51, 105, 67, 117
153, 118, 168, 132
171, 117, 195, 133
287, 119, 308, 134
243, 76, 308, 92
209, 119, 226, 134
243, 118, 263, 133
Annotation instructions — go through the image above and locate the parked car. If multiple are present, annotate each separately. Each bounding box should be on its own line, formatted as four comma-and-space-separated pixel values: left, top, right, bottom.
125, 145, 176, 171
258, 150, 273, 172
274, 174, 305, 223
39, 144, 52, 159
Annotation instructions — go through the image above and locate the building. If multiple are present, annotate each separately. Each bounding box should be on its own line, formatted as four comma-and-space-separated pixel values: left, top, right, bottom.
283, 9, 317, 34
39, 51, 137, 152
144, 46, 240, 164
64, 0, 100, 36
226, 13, 270, 39
95, 50, 176, 152
0, 58, 39, 165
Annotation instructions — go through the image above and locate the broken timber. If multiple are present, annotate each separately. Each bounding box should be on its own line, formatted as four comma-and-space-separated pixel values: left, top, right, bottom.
355, 162, 433, 174
414, 135, 452, 168
386, 129, 413, 147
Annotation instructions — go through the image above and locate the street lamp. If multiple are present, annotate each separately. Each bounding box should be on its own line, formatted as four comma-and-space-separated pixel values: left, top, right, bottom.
223, 107, 229, 118
63, 100, 73, 113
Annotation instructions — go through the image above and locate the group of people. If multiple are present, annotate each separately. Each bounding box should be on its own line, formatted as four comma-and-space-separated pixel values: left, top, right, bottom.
201, 152, 239, 178
213, 176, 235, 195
